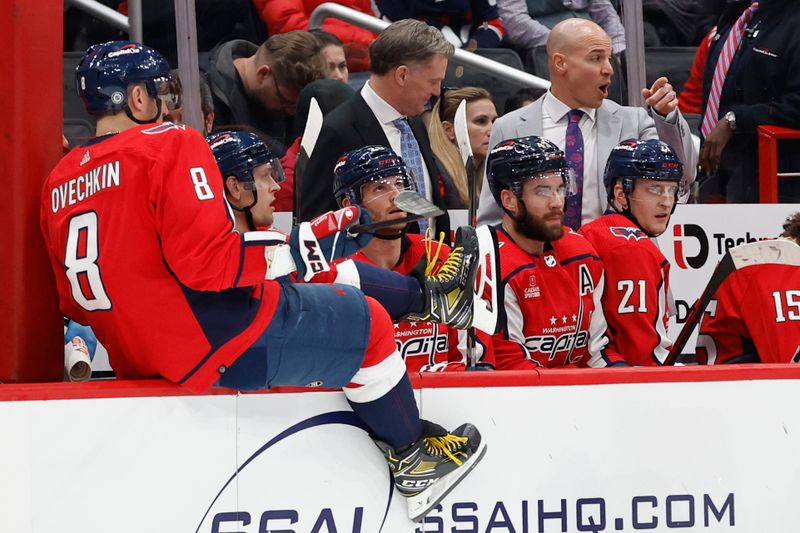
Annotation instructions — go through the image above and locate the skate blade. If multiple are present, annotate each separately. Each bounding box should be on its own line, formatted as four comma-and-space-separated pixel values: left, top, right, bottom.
406, 440, 488, 522
470, 226, 499, 335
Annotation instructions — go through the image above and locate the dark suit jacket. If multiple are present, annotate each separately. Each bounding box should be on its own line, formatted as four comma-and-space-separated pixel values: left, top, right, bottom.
298, 92, 451, 239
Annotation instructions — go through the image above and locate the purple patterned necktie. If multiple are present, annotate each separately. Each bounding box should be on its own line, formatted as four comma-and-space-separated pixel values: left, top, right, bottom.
564, 109, 584, 230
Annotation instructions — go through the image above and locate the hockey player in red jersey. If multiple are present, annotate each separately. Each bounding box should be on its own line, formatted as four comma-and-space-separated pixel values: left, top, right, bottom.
331, 145, 465, 372
696, 212, 800, 364
579, 139, 685, 365
41, 41, 485, 521
459, 136, 618, 369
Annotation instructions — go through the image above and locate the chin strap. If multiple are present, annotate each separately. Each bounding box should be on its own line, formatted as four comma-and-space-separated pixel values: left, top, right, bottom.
225, 184, 259, 232
372, 231, 405, 240
371, 221, 409, 240
124, 94, 163, 125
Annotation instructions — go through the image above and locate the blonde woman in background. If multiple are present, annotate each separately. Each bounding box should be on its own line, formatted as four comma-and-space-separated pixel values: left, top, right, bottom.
429, 87, 498, 208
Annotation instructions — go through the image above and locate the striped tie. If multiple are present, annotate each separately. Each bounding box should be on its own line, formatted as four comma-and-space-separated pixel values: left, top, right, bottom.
701, 2, 759, 138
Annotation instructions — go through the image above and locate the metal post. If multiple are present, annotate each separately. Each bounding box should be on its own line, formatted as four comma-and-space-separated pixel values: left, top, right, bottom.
621, 0, 646, 107
128, 0, 143, 43
174, 0, 204, 133
309, 2, 550, 89
69, 0, 130, 33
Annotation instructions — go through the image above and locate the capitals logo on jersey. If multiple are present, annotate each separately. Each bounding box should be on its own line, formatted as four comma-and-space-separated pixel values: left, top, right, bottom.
525, 325, 590, 364
609, 226, 647, 241
394, 322, 450, 372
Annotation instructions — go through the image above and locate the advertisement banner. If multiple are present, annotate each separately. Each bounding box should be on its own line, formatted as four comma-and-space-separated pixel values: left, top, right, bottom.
2, 378, 800, 532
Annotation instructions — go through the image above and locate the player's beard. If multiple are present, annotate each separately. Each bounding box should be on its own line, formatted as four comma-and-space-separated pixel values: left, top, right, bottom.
511, 202, 564, 243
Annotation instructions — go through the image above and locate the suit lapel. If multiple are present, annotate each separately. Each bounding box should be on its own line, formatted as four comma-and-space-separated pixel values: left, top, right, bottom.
596, 101, 622, 171
351, 94, 391, 147
513, 99, 545, 138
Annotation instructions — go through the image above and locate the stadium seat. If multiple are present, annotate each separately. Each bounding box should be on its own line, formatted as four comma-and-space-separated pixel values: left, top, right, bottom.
63, 51, 96, 135
63, 118, 95, 148
644, 47, 696, 95
62, 52, 94, 126
445, 48, 527, 114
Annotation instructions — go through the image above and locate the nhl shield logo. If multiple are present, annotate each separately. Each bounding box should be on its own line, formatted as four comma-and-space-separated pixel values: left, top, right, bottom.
544, 255, 557, 267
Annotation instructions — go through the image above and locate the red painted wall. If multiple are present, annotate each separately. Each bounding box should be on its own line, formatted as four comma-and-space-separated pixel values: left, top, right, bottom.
0, 1, 65, 382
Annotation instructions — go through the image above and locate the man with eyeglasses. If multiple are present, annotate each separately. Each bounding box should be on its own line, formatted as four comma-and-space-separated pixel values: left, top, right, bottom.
579, 139, 685, 366
461, 135, 620, 370
204, 30, 326, 155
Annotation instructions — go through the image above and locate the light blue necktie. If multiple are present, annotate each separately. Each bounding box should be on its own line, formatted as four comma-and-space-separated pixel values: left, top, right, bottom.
392, 117, 429, 232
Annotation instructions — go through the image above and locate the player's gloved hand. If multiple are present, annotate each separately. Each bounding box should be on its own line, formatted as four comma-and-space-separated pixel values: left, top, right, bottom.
64, 320, 98, 360
289, 207, 373, 281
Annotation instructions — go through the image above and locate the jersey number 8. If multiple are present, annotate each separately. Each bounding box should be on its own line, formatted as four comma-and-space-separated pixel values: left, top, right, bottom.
65, 212, 112, 311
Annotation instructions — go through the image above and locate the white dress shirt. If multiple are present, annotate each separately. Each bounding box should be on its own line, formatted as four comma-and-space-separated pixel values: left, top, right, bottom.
541, 91, 600, 224
360, 81, 433, 202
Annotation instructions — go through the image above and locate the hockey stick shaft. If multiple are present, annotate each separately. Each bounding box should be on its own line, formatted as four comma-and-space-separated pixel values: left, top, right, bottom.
454, 99, 481, 368
664, 253, 735, 365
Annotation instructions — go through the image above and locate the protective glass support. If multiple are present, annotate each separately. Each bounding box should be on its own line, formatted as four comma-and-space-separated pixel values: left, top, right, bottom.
240, 157, 286, 191
626, 176, 685, 204
514, 168, 577, 198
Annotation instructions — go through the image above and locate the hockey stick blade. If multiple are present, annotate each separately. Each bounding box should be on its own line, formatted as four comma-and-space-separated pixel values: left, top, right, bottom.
393, 190, 444, 217
347, 213, 426, 234
348, 192, 443, 234
470, 225, 500, 335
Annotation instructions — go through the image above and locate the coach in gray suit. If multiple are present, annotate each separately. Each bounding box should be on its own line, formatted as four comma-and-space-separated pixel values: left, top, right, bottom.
477, 18, 697, 226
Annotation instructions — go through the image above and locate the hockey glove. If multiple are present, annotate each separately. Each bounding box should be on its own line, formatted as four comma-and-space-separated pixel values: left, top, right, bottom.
289, 207, 373, 281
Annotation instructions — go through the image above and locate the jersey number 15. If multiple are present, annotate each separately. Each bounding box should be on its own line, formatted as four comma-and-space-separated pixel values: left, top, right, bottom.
773, 290, 800, 323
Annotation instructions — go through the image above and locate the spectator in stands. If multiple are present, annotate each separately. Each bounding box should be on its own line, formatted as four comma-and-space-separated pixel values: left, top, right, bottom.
277, 79, 356, 213
477, 18, 697, 229
252, 0, 376, 72
497, 0, 626, 56
159, 71, 217, 136
199, 75, 216, 135
310, 29, 349, 83
428, 87, 498, 208
204, 30, 326, 156
375, 0, 505, 50
504, 87, 547, 114
162, 71, 183, 123
699, 0, 800, 203
696, 211, 800, 364
300, 19, 455, 239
